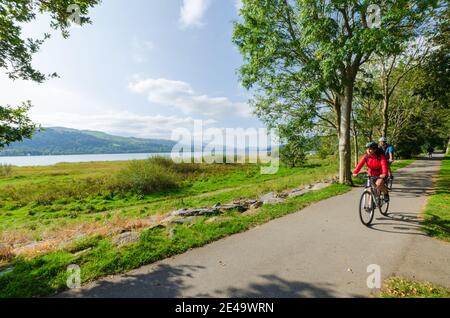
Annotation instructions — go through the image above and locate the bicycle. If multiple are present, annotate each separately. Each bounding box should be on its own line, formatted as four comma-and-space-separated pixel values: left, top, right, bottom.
386, 175, 394, 191
358, 174, 390, 226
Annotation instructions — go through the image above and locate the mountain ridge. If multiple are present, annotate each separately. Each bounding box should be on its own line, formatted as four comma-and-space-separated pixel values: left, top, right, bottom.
0, 127, 176, 156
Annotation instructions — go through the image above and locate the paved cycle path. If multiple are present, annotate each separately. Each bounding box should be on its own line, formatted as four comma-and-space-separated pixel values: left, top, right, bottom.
61, 155, 449, 297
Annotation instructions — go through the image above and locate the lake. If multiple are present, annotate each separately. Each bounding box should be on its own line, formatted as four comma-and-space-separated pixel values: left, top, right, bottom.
0, 153, 175, 167
0, 151, 259, 167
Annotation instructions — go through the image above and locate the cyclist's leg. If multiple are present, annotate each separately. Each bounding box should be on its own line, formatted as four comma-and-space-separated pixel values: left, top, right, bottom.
376, 177, 388, 194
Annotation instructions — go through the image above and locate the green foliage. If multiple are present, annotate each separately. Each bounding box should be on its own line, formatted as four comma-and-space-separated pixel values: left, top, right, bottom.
1, 0, 100, 150
0, 183, 351, 298
381, 277, 450, 298
280, 140, 306, 167
422, 155, 450, 241
112, 159, 179, 195
0, 102, 40, 148
233, 0, 438, 183
0, 0, 100, 82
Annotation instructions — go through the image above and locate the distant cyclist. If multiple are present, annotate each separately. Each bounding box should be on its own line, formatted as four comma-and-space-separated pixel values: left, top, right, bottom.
379, 137, 394, 178
353, 142, 389, 202
427, 146, 434, 159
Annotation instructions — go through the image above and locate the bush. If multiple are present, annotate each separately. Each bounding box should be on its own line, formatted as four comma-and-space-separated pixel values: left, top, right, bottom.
0, 164, 14, 177
113, 160, 179, 195
280, 143, 306, 167
147, 156, 174, 168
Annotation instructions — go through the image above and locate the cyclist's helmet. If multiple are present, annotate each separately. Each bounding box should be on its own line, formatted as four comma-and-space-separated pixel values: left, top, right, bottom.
365, 141, 379, 149
379, 137, 387, 143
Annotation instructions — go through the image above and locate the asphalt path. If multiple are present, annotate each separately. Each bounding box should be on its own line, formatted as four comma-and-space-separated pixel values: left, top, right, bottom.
60, 155, 449, 298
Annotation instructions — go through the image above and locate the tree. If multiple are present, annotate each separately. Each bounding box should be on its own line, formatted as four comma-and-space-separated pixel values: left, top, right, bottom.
233, 0, 437, 184
0, 101, 37, 147
0, 0, 100, 146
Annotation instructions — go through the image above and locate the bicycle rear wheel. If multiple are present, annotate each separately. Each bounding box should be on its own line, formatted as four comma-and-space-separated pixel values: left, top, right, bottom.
359, 190, 375, 226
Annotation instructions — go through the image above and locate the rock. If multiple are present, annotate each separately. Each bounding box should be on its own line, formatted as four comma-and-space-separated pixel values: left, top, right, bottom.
287, 188, 309, 198
74, 247, 92, 256
218, 203, 247, 212
311, 182, 331, 191
259, 192, 285, 204
112, 231, 140, 247
249, 201, 263, 209
171, 218, 195, 224
168, 228, 176, 238
171, 207, 219, 217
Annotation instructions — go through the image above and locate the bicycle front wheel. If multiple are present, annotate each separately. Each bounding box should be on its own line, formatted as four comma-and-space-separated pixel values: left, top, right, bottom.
359, 190, 375, 226
379, 193, 390, 216
387, 177, 393, 190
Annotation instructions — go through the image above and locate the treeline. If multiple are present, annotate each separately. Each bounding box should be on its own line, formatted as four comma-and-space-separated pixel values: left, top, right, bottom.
234, 0, 449, 180
0, 127, 176, 156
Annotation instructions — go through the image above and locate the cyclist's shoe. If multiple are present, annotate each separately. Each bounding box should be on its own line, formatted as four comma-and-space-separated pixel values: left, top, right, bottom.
384, 193, 390, 203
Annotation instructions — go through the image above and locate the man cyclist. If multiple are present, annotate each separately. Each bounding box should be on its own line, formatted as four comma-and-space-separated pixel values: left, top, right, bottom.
379, 137, 394, 179
427, 146, 434, 159
353, 142, 389, 202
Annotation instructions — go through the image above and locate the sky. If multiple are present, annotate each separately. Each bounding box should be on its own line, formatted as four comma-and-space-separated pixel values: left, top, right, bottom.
0, 0, 264, 141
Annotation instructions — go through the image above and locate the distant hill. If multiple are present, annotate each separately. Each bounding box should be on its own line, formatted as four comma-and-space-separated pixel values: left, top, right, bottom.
0, 127, 176, 156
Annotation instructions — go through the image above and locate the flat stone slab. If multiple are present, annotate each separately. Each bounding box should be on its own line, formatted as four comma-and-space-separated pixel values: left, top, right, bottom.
112, 231, 140, 247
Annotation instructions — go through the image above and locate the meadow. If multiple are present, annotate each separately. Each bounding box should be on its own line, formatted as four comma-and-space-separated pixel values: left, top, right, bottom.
0, 156, 415, 297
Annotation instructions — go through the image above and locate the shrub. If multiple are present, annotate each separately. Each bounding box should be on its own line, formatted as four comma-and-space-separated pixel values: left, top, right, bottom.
147, 156, 174, 168
113, 160, 179, 195
280, 143, 306, 167
0, 164, 14, 177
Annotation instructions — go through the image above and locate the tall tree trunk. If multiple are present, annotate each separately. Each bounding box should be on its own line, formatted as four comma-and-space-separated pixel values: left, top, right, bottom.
339, 83, 354, 184
382, 95, 389, 138
351, 110, 359, 166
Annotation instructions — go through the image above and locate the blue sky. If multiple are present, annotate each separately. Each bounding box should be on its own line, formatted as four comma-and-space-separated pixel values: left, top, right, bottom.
1, 0, 264, 140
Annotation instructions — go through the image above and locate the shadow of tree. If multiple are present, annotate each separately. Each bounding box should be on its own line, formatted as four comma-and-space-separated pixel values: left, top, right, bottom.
58, 264, 206, 298
58, 265, 355, 298
214, 275, 362, 298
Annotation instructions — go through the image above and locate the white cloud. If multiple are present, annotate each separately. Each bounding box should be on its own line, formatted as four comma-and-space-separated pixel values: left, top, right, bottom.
33, 111, 217, 139
128, 77, 252, 118
131, 37, 154, 63
179, 0, 210, 29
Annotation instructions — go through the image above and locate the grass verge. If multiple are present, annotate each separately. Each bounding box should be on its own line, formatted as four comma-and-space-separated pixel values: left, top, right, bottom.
0, 183, 351, 298
380, 277, 450, 298
422, 155, 450, 242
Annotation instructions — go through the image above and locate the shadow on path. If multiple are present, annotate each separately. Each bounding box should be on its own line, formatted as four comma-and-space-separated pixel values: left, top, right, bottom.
60, 264, 352, 298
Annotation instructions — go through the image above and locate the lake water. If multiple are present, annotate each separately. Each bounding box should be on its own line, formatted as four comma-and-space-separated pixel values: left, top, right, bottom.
0, 153, 175, 167
0, 151, 259, 167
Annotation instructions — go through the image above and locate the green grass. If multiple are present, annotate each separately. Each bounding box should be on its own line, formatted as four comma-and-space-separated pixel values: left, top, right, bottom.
0, 183, 351, 298
0, 156, 416, 297
0, 156, 340, 244
422, 155, 450, 241
380, 277, 450, 298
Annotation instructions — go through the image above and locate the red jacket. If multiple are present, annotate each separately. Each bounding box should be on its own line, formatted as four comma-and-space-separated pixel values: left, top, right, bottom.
353, 150, 388, 177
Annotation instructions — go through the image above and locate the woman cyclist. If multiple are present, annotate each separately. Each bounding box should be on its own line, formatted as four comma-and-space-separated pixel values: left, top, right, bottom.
353, 142, 390, 202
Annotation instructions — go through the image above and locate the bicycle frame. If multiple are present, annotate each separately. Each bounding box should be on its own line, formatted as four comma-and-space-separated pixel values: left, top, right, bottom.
365, 176, 382, 207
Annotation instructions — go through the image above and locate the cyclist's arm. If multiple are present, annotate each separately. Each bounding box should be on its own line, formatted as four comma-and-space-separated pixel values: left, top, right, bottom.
388, 146, 394, 162
353, 155, 366, 175
381, 156, 388, 177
